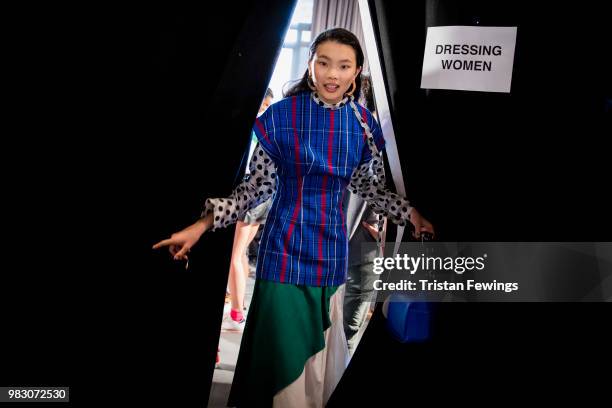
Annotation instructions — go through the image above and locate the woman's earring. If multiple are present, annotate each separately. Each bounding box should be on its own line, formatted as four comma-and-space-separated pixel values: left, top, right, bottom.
345, 79, 357, 96
307, 75, 317, 91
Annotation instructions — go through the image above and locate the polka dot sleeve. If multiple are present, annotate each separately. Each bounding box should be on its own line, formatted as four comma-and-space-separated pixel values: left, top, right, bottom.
200, 144, 277, 231
347, 153, 413, 227
348, 99, 413, 227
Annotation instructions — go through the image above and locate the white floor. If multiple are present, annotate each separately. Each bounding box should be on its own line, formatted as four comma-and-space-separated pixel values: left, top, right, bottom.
207, 267, 256, 408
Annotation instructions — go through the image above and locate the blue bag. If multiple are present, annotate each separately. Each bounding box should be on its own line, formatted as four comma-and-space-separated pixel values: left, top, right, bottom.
382, 294, 431, 343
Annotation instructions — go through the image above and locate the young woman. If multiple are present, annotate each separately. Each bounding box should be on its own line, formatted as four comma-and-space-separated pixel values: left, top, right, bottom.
154, 28, 434, 407
223, 88, 274, 333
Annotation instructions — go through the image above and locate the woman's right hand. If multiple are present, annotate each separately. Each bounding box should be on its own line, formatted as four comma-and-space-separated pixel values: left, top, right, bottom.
152, 215, 211, 261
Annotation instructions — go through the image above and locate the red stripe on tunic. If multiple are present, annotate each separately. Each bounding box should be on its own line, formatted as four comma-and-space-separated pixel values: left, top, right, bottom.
279, 96, 303, 282
360, 106, 368, 142
339, 186, 347, 238
316, 109, 335, 285
255, 118, 271, 144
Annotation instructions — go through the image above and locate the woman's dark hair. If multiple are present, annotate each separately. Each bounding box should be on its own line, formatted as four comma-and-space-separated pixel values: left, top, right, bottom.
284, 28, 364, 100
265, 87, 274, 99
359, 73, 375, 112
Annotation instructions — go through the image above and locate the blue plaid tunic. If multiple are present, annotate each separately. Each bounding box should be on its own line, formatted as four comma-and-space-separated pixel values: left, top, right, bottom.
203, 91, 413, 287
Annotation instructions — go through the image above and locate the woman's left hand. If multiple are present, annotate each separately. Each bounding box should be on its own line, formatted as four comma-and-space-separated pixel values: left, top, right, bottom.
362, 221, 379, 240
408, 208, 435, 239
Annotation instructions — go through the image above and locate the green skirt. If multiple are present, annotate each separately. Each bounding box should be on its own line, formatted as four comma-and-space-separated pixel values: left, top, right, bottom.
227, 279, 342, 407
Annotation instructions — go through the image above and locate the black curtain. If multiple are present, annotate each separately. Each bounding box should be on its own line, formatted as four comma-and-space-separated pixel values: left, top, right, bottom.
369, 0, 610, 243
3, 1, 296, 406
329, 0, 611, 405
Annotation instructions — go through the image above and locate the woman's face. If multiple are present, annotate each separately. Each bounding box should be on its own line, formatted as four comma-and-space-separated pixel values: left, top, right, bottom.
309, 41, 361, 104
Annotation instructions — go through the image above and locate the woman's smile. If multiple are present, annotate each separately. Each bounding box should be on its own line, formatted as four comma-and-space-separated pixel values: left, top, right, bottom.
323, 83, 340, 93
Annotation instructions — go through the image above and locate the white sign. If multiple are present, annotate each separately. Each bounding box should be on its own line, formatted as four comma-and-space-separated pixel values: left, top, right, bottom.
421, 26, 517, 93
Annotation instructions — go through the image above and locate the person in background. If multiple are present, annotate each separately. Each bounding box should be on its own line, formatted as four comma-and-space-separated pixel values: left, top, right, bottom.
342, 74, 382, 354
222, 88, 274, 332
